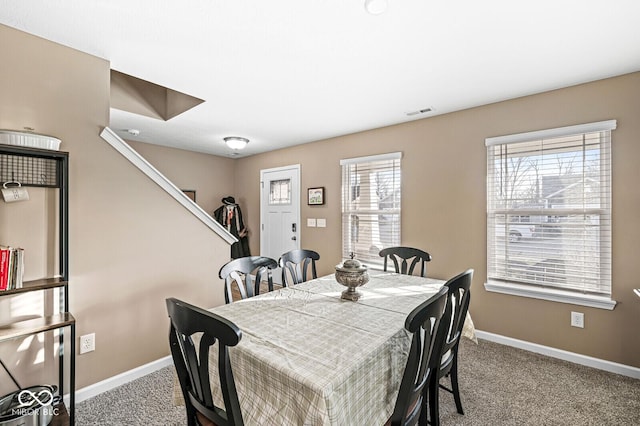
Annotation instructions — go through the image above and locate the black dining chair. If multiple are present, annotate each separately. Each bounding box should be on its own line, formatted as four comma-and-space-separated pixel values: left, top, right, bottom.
166, 297, 244, 426
427, 269, 473, 426
278, 249, 320, 286
219, 256, 278, 304
387, 286, 449, 426
379, 246, 432, 277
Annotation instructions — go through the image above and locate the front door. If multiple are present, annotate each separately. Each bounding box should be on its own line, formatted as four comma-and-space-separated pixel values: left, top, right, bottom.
260, 165, 300, 283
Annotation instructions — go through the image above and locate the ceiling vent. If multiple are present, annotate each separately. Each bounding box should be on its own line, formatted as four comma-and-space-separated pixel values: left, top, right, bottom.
406, 107, 433, 117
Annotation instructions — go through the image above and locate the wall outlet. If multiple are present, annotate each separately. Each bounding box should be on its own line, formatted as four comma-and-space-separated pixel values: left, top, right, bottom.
570, 312, 584, 328
80, 333, 95, 354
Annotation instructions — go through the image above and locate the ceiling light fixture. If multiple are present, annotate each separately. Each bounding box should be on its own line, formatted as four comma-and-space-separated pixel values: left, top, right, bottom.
223, 136, 249, 150
364, 0, 388, 15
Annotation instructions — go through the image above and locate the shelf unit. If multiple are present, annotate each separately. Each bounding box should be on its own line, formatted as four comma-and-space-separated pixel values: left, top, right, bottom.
0, 145, 74, 425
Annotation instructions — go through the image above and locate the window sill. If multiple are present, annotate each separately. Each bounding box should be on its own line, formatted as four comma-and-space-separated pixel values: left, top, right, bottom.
484, 281, 617, 310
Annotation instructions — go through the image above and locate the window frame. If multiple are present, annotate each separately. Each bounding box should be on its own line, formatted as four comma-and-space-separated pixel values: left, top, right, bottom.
484, 120, 617, 310
340, 152, 402, 268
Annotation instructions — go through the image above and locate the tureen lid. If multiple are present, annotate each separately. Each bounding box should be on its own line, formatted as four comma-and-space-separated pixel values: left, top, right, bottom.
336, 253, 367, 273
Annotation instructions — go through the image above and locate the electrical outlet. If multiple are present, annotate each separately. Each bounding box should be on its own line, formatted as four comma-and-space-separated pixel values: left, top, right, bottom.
570, 312, 584, 328
80, 333, 95, 354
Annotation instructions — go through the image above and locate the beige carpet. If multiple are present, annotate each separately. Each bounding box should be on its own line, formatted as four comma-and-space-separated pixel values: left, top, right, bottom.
439, 339, 640, 425
76, 338, 640, 425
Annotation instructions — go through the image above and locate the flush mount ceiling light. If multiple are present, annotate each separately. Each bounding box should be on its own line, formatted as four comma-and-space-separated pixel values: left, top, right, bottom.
364, 0, 388, 15
223, 136, 249, 150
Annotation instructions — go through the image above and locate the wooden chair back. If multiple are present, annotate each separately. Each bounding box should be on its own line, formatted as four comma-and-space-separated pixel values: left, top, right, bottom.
166, 297, 244, 426
428, 268, 474, 425
278, 249, 320, 286
379, 246, 432, 277
219, 256, 278, 303
388, 286, 449, 426
439, 269, 473, 377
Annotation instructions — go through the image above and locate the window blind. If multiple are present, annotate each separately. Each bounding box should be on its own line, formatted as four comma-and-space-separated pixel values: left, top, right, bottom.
486, 121, 615, 296
341, 152, 402, 266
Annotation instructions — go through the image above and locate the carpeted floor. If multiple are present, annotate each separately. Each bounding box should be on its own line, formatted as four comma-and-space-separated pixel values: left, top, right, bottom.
76, 338, 640, 425
439, 339, 640, 425
76, 366, 185, 425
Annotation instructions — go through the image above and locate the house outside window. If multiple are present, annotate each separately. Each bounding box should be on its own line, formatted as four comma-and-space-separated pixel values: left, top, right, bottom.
341, 152, 402, 267
485, 120, 616, 310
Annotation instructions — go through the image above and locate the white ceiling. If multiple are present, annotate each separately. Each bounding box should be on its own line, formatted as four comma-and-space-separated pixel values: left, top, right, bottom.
2, 1, 639, 158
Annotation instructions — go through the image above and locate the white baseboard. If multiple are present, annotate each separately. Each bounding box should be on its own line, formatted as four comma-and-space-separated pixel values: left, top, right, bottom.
475, 330, 640, 379
64, 355, 173, 406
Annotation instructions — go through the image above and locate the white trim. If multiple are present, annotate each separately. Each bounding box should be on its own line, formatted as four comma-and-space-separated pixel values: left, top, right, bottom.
339, 151, 402, 165
99, 127, 236, 245
485, 119, 617, 146
484, 281, 617, 310
475, 330, 640, 379
259, 164, 301, 176
634, 289, 640, 298
65, 355, 173, 405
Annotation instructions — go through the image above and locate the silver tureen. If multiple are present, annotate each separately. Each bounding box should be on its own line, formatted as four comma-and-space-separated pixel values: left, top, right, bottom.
335, 253, 369, 301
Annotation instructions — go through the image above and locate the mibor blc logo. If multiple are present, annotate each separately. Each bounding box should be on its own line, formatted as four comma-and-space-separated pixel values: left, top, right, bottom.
11, 388, 59, 417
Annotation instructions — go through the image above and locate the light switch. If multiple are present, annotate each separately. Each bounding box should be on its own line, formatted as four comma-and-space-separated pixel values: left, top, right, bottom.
317, 218, 327, 228
307, 218, 317, 227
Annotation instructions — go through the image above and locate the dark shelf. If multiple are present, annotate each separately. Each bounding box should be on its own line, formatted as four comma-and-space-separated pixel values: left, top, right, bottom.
0, 277, 68, 296
0, 146, 68, 188
0, 144, 68, 159
0, 313, 75, 343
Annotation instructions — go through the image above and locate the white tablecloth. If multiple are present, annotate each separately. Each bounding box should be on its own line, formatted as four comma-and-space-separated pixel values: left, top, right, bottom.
179, 272, 476, 425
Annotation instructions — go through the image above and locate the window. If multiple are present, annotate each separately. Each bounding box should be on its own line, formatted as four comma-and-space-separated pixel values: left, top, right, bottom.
341, 152, 402, 266
485, 120, 616, 309
269, 179, 291, 205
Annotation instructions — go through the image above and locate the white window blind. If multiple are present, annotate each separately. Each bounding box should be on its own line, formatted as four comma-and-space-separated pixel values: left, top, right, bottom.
341, 152, 402, 266
486, 120, 615, 297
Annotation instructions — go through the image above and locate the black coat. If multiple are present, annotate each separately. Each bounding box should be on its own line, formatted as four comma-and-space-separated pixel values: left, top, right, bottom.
213, 203, 251, 259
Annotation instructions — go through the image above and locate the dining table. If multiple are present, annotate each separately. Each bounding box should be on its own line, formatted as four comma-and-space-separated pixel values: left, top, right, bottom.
176, 270, 476, 426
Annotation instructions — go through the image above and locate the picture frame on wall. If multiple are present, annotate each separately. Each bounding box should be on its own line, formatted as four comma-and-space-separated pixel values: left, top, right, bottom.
308, 187, 325, 205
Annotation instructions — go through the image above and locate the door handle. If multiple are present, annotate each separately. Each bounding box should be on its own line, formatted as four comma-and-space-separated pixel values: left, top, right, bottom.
291, 236, 297, 241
